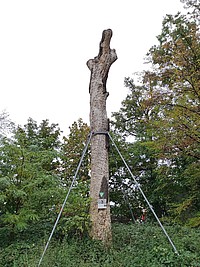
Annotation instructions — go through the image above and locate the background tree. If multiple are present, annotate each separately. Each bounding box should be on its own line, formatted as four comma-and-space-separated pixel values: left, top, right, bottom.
0, 111, 14, 138
180, 0, 200, 20
145, 11, 200, 159
0, 117, 92, 243
112, 3, 200, 226
111, 80, 165, 220
61, 118, 90, 185
144, 7, 200, 225
59, 118, 91, 238
108, 132, 142, 222
0, 118, 63, 242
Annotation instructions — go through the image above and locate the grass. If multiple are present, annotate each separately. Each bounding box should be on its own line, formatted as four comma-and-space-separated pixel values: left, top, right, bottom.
0, 223, 200, 267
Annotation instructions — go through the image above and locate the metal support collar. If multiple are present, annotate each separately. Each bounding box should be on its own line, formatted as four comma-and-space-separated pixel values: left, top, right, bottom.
91, 131, 109, 136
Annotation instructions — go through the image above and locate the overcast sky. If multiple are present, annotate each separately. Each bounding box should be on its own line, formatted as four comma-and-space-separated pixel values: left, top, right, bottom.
0, 0, 185, 135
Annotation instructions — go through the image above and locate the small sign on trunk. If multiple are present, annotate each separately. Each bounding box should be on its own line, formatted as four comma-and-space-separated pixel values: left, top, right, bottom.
98, 198, 107, 209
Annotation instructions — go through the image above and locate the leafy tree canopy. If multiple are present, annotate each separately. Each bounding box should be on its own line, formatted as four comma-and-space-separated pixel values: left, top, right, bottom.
111, 3, 200, 226
0, 117, 91, 244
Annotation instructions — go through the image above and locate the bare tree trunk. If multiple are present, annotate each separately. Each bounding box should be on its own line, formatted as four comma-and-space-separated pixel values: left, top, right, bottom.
87, 29, 117, 243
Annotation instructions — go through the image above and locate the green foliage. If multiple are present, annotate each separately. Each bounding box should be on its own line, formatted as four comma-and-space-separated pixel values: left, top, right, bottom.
180, 0, 200, 20
145, 11, 200, 160
0, 118, 63, 241
108, 131, 162, 222
0, 110, 14, 138
52, 118, 91, 239
61, 118, 90, 185
0, 117, 91, 244
0, 223, 199, 266
111, 4, 200, 225
56, 181, 91, 239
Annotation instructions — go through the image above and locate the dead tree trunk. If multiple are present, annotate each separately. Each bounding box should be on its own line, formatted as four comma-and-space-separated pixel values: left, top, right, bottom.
87, 29, 117, 243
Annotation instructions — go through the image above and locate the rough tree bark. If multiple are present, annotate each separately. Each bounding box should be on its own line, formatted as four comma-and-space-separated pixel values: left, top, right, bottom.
87, 29, 117, 243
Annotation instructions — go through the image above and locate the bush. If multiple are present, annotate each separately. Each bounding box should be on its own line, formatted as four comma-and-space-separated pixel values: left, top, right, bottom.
0, 223, 200, 266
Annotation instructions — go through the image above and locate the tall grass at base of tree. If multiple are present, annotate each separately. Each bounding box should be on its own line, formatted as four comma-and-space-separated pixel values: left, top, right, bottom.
0, 223, 200, 267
